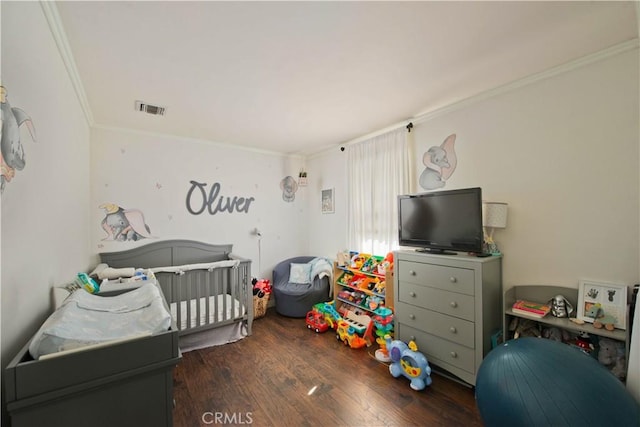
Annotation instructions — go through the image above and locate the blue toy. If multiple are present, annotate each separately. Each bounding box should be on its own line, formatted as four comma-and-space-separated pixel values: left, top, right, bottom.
76, 272, 100, 294
386, 335, 432, 391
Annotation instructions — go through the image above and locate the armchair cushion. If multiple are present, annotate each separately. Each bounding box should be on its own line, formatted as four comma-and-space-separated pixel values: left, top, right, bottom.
288, 262, 312, 284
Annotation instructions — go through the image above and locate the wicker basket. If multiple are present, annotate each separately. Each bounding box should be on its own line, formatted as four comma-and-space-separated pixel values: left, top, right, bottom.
253, 292, 270, 318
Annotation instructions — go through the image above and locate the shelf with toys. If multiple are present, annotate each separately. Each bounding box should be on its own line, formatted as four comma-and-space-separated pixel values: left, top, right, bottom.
504, 285, 630, 382
332, 251, 394, 358
333, 251, 394, 316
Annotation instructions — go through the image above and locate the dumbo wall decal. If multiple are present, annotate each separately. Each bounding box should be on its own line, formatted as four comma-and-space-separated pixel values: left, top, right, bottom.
100, 203, 154, 241
0, 86, 37, 193
280, 175, 298, 202
419, 134, 457, 190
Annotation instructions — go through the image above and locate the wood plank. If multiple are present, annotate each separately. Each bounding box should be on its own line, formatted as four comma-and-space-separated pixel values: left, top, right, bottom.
173, 309, 482, 427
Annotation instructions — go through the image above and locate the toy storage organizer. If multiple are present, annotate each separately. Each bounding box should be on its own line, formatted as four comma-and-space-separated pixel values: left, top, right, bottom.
334, 252, 394, 313
333, 251, 395, 351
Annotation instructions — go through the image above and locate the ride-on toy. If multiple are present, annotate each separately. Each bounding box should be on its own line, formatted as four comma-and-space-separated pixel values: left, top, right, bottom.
386, 335, 432, 391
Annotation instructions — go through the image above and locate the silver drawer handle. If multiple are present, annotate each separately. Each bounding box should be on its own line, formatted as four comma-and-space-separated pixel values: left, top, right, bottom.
450, 351, 458, 358
450, 276, 457, 283
450, 301, 458, 308
409, 291, 416, 297
410, 270, 416, 276
409, 314, 416, 320
449, 326, 457, 334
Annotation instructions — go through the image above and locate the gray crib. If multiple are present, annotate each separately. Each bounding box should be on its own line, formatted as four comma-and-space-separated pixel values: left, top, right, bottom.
100, 239, 254, 339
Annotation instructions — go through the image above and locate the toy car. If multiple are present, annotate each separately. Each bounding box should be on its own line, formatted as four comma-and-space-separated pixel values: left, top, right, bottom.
305, 310, 329, 333
336, 320, 367, 349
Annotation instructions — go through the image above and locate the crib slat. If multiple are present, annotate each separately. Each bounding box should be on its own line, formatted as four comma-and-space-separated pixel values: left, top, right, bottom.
204, 270, 211, 327
174, 273, 182, 331
159, 258, 253, 337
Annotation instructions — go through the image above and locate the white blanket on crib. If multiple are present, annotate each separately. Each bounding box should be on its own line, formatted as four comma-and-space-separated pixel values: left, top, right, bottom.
29, 282, 172, 359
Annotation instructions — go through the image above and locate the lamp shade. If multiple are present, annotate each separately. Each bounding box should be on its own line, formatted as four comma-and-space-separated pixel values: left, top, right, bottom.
482, 202, 508, 228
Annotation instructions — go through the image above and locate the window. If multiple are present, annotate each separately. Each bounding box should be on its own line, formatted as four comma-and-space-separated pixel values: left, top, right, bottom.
346, 127, 412, 254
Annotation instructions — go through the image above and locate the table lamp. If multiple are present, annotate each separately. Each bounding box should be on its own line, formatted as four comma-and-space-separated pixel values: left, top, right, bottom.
482, 202, 508, 255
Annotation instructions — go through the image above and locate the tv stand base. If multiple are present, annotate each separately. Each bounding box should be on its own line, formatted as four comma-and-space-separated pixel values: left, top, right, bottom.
415, 248, 457, 255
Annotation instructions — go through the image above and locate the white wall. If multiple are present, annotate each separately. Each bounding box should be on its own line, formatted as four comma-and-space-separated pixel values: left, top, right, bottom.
305, 148, 347, 259
90, 127, 307, 279
310, 47, 639, 293
1, 0, 92, 372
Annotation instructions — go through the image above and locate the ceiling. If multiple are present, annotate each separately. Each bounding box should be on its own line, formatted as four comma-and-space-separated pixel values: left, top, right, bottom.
54, 1, 638, 155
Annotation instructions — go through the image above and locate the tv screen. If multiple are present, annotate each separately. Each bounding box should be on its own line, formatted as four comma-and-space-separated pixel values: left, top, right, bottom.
398, 187, 483, 254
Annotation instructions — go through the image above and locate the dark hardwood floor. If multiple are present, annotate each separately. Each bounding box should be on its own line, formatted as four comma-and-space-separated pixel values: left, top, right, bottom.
173, 309, 483, 427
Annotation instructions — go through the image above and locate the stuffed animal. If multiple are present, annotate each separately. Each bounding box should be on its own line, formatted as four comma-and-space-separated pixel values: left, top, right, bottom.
585, 303, 617, 331
598, 337, 627, 381
509, 317, 541, 339
541, 327, 570, 343
574, 331, 595, 354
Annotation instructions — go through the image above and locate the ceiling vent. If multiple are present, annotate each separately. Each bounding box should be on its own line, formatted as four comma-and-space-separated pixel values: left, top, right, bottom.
135, 100, 166, 116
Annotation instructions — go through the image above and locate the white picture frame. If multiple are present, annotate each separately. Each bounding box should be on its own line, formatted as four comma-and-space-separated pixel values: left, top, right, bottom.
577, 280, 627, 330
321, 188, 334, 214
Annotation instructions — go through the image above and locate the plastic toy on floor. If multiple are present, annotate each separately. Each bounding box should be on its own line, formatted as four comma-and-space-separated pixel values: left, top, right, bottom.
305, 309, 329, 333
373, 307, 394, 361
313, 301, 342, 329
336, 320, 367, 349
386, 335, 432, 391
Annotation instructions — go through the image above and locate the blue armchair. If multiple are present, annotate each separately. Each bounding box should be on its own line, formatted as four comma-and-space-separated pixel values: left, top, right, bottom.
272, 256, 331, 318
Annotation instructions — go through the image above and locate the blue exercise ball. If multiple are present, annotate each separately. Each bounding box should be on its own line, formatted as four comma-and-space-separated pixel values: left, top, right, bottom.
476, 337, 639, 426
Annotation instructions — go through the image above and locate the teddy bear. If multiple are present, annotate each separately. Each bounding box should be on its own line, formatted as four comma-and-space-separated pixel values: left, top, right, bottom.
597, 337, 626, 381
509, 317, 541, 339
541, 326, 570, 343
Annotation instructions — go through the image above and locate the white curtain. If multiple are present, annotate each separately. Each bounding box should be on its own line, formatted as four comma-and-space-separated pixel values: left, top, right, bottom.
346, 127, 413, 255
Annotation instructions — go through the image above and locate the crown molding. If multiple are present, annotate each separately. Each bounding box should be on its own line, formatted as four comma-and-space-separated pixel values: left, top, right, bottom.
40, 1, 94, 126
412, 38, 639, 126
309, 38, 639, 159
92, 124, 304, 159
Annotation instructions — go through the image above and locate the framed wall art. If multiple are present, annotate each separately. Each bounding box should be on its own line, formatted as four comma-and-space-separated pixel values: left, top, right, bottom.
577, 280, 628, 330
321, 188, 334, 214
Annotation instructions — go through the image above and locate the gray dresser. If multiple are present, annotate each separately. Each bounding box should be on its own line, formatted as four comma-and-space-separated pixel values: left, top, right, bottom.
393, 250, 502, 386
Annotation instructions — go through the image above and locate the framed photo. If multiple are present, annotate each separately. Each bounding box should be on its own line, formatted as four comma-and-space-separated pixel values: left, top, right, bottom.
577, 280, 627, 330
321, 188, 334, 214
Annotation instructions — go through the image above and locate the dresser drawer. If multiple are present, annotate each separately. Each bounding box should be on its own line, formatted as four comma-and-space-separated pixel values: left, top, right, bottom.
395, 302, 474, 347
397, 324, 475, 374
397, 260, 474, 296
398, 282, 475, 321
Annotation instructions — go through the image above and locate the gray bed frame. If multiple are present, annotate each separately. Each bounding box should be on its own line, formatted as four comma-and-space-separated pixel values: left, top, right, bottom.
5, 283, 180, 427
4, 240, 252, 427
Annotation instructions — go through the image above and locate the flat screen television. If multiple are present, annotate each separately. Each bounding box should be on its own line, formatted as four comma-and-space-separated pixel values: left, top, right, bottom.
398, 187, 483, 255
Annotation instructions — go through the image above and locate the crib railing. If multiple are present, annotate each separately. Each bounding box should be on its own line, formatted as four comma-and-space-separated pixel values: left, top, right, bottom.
153, 256, 252, 336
